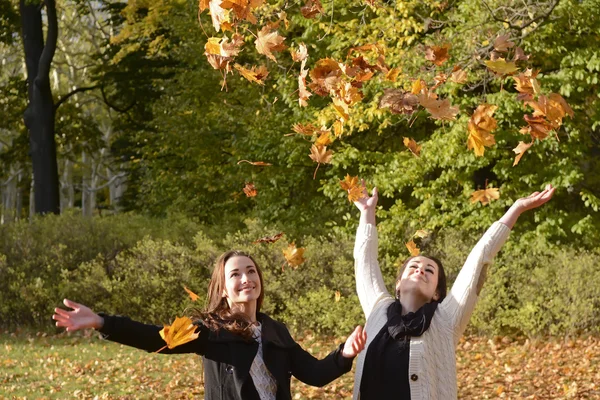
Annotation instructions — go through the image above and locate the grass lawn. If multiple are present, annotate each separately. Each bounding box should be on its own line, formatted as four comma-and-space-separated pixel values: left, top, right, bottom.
1, 330, 598, 399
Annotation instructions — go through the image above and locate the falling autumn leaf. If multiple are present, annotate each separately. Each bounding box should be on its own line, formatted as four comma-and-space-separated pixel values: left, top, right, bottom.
379, 89, 419, 115
291, 43, 308, 63
512, 141, 534, 166
332, 120, 344, 137
406, 240, 420, 256
298, 58, 312, 107
467, 104, 498, 157
309, 145, 333, 179
520, 114, 554, 140
485, 58, 519, 75
237, 160, 272, 166
513, 69, 541, 100
470, 186, 500, 205
403, 137, 421, 157
334, 290, 341, 302
234, 64, 269, 85
204, 35, 244, 73
243, 182, 258, 197
385, 67, 402, 82
425, 44, 451, 66
450, 66, 468, 84
513, 46, 529, 61
315, 131, 333, 147
339, 174, 365, 202
158, 316, 199, 351
292, 123, 328, 136
255, 25, 286, 62
283, 243, 306, 269
253, 232, 284, 244
493, 34, 515, 52
300, 0, 324, 18
411, 79, 426, 95
417, 92, 460, 121
413, 229, 429, 239
184, 287, 200, 302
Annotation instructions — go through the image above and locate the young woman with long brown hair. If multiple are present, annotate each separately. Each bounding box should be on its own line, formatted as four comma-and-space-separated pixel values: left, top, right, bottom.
351, 184, 554, 399
53, 250, 367, 400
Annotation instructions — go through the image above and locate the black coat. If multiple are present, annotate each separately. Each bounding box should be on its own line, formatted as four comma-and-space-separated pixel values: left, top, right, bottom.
98, 312, 353, 400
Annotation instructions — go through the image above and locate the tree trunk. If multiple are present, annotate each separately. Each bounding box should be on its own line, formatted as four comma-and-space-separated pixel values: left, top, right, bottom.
20, 0, 60, 214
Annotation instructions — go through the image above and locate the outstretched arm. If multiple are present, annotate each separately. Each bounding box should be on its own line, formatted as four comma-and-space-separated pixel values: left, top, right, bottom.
353, 185, 392, 319
52, 299, 206, 354
443, 185, 555, 344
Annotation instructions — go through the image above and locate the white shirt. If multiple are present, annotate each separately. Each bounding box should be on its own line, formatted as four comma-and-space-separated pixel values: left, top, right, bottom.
250, 324, 278, 400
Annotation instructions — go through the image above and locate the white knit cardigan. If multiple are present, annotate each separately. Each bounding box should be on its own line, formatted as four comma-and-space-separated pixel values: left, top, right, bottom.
353, 221, 511, 400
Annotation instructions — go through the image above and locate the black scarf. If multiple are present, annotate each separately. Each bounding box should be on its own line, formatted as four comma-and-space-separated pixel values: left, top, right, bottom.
360, 300, 438, 399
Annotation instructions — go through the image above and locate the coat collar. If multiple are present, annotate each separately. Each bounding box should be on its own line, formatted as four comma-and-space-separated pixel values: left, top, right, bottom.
205, 313, 296, 349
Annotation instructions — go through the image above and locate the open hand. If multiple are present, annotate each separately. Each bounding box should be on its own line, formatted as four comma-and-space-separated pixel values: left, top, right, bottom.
513, 184, 555, 213
341, 325, 367, 358
353, 181, 378, 213
52, 299, 104, 332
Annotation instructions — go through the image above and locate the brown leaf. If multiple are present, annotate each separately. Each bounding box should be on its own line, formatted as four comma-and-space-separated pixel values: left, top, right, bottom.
332, 120, 344, 137
425, 44, 451, 66
513, 69, 540, 97
291, 43, 308, 63
417, 92, 460, 121
512, 141, 534, 166
379, 89, 419, 115
253, 232, 284, 244
292, 123, 327, 136
450, 66, 468, 84
405, 240, 420, 256
243, 182, 257, 197
520, 114, 554, 140
308, 144, 333, 164
184, 287, 200, 302
300, 0, 323, 18
204, 35, 244, 72
403, 137, 421, 157
308, 58, 342, 96
513, 46, 529, 61
470, 187, 500, 205
234, 64, 269, 85
158, 316, 199, 350
385, 67, 402, 82
283, 243, 306, 268
255, 25, 286, 62
237, 160, 272, 166
493, 34, 515, 52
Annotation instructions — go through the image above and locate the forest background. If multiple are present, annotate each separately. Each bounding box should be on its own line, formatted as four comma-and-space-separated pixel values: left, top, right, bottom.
0, 0, 599, 397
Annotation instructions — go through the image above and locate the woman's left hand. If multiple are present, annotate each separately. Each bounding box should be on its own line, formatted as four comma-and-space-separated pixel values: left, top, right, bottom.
341, 325, 367, 358
513, 184, 555, 213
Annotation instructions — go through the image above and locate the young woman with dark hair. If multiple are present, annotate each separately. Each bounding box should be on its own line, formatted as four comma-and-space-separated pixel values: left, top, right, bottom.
53, 250, 367, 400
351, 184, 554, 400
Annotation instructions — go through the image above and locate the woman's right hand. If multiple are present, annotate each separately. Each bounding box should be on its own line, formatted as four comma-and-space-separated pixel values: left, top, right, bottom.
353, 182, 378, 225
52, 299, 104, 331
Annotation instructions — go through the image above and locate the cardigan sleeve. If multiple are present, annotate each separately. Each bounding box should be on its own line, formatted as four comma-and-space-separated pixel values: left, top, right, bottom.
439, 221, 511, 345
354, 222, 392, 319
97, 314, 208, 354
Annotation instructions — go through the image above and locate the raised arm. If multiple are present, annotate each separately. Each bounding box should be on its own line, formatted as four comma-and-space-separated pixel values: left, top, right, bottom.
52, 299, 206, 354
442, 185, 555, 344
353, 186, 392, 319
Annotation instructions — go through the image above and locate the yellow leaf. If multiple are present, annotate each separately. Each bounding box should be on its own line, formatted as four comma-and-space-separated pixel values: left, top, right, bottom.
403, 137, 421, 157
467, 104, 498, 156
470, 187, 500, 205
485, 58, 518, 75
184, 287, 200, 302
406, 240, 420, 256
158, 316, 199, 350
234, 64, 269, 85
283, 243, 306, 269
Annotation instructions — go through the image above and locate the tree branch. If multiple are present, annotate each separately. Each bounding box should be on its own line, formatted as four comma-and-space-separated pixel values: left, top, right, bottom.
54, 85, 100, 111
36, 0, 58, 83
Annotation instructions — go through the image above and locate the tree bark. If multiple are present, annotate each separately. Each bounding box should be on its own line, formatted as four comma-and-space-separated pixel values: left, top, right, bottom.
20, 0, 60, 214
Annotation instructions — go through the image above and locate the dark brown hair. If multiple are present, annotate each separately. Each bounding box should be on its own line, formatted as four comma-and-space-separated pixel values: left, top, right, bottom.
396, 254, 447, 302
193, 250, 265, 341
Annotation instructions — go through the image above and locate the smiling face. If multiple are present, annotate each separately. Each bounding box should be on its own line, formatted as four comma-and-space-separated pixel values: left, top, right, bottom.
222, 256, 262, 308
396, 256, 441, 302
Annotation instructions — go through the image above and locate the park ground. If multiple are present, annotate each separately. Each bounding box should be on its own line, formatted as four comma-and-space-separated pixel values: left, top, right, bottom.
0, 331, 598, 399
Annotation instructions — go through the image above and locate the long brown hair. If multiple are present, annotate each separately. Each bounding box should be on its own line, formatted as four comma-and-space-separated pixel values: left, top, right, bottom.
194, 250, 265, 340
396, 254, 447, 302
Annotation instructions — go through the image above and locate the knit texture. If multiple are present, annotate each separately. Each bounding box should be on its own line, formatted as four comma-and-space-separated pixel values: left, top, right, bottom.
250, 324, 278, 400
353, 221, 511, 400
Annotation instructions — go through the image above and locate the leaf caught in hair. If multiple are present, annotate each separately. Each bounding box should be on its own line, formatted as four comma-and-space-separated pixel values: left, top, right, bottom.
184, 286, 200, 302
403, 137, 421, 157
158, 316, 199, 351
470, 186, 500, 205
512, 141, 534, 166
237, 160, 272, 166
253, 232, 284, 244
406, 240, 420, 256
243, 182, 258, 197
283, 243, 306, 269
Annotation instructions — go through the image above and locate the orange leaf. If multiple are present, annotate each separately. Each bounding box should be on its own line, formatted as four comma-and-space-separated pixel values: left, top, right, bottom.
237, 160, 272, 166
512, 141, 534, 166
283, 243, 306, 269
253, 232, 284, 244
418, 92, 460, 121
234, 64, 269, 85
385, 67, 401, 82
315, 131, 333, 147
308, 144, 332, 164
470, 187, 500, 205
184, 286, 200, 302
520, 114, 554, 140
411, 79, 426, 95
255, 25, 286, 63
334, 290, 341, 302
403, 137, 421, 157
450, 66, 468, 84
300, 0, 323, 18
332, 120, 344, 137
158, 316, 199, 350
467, 104, 498, 157
425, 44, 451, 66
204, 35, 244, 72
339, 174, 359, 191
292, 123, 327, 136
406, 240, 420, 256
243, 182, 257, 197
